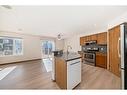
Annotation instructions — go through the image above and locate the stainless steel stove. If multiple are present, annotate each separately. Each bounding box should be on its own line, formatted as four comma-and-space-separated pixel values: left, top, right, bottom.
82, 40, 107, 66
83, 52, 96, 66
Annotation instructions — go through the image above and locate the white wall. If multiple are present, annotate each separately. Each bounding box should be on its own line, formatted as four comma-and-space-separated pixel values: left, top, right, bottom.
64, 35, 81, 52
108, 12, 127, 29
0, 31, 42, 64
0, 31, 65, 64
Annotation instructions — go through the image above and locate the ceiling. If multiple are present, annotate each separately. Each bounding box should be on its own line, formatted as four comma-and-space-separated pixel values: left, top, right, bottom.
0, 6, 127, 38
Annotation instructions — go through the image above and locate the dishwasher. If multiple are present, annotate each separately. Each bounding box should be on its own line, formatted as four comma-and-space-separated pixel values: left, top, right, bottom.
67, 58, 81, 89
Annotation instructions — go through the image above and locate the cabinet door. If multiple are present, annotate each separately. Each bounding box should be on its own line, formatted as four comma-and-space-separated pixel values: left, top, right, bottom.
85, 36, 89, 42
87, 36, 91, 41
55, 58, 67, 89
83, 36, 87, 43
97, 32, 107, 44
96, 53, 107, 68
80, 37, 84, 46
109, 26, 121, 77
91, 34, 97, 41
85, 36, 88, 42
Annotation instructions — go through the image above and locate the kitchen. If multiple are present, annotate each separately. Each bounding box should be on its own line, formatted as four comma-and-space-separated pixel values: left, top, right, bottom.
52, 32, 108, 89
52, 23, 126, 89
0, 6, 127, 90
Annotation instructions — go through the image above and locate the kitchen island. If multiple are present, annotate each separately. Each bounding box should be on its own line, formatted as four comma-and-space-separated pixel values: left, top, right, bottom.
54, 52, 81, 89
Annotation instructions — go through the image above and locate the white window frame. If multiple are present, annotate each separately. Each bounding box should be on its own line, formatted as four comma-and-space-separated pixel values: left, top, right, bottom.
13, 38, 23, 56
0, 36, 23, 57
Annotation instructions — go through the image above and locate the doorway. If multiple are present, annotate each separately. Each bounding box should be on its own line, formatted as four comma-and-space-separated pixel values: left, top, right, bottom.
41, 40, 55, 72
41, 40, 55, 59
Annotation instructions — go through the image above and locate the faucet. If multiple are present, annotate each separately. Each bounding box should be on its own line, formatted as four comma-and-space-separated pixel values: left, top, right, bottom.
67, 45, 72, 54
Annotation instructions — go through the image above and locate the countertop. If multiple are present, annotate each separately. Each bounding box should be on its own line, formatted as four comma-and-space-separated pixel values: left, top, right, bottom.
54, 52, 81, 62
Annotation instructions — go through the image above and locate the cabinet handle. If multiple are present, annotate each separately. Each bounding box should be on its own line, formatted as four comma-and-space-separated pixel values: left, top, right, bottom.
117, 37, 121, 58
70, 61, 80, 65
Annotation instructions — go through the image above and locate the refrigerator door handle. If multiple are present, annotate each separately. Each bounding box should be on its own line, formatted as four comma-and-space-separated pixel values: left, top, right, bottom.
117, 37, 121, 58
120, 24, 124, 69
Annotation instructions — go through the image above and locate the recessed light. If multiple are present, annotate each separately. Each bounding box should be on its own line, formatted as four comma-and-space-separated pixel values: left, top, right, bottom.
18, 28, 23, 31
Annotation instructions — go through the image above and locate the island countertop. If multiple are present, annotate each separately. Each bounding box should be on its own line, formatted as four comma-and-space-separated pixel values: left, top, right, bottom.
54, 52, 81, 62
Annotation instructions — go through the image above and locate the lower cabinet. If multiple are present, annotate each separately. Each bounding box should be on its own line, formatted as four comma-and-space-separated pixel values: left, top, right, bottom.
96, 52, 107, 69
55, 58, 67, 89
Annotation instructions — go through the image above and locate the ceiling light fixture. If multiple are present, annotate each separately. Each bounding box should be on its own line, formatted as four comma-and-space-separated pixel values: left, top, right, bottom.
57, 33, 63, 40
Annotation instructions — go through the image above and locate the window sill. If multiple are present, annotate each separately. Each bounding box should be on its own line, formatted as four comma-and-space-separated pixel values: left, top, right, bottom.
0, 54, 23, 57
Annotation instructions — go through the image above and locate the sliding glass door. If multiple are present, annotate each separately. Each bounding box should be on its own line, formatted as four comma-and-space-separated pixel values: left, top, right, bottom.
41, 40, 55, 59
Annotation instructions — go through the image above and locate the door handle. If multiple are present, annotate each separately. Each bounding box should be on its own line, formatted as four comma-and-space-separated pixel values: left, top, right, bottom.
70, 61, 80, 65
117, 37, 121, 58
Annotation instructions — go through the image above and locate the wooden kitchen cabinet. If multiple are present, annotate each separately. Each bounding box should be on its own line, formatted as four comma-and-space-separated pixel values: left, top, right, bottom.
97, 32, 107, 44
91, 34, 97, 41
80, 37, 84, 45
80, 32, 107, 46
96, 52, 107, 69
55, 57, 67, 89
55, 54, 81, 89
86, 36, 91, 41
83, 36, 87, 43
109, 26, 121, 77
80, 36, 91, 45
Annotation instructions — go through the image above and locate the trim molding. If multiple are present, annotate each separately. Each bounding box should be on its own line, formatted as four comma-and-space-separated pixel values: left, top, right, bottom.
0, 58, 42, 65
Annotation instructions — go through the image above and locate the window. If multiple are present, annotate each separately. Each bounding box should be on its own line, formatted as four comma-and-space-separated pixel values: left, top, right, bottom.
0, 37, 23, 56
14, 39, 23, 55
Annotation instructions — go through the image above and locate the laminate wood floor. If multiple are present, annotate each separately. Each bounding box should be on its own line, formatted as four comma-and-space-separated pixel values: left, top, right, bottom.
76, 63, 121, 89
0, 60, 121, 89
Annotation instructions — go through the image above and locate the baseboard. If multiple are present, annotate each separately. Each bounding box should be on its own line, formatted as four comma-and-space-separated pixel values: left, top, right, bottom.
0, 58, 42, 65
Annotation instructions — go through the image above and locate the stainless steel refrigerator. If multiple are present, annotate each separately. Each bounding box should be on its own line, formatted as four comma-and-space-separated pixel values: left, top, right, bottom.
121, 23, 127, 89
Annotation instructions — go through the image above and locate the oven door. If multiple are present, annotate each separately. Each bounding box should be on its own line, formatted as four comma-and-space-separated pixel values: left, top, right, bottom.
84, 52, 95, 63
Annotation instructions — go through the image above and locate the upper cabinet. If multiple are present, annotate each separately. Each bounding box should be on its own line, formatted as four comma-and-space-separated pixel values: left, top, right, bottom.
80, 37, 84, 45
97, 32, 107, 44
80, 32, 107, 46
91, 34, 97, 41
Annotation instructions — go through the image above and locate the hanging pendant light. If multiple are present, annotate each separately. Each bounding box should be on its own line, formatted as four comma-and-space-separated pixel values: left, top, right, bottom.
57, 34, 63, 40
